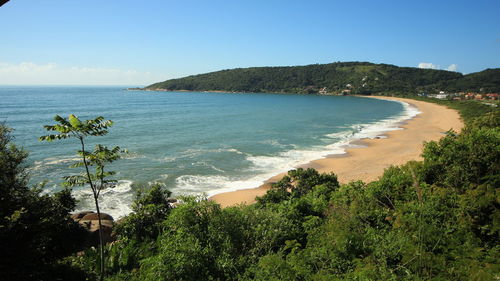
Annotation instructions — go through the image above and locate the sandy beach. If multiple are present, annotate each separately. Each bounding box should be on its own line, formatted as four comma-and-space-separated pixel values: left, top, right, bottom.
210, 96, 464, 208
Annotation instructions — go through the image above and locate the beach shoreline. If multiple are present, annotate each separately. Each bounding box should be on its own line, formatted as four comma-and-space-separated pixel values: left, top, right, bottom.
209, 96, 464, 208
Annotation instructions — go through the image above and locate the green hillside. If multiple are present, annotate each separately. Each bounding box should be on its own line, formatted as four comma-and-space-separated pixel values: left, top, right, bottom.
425, 68, 500, 93
145, 62, 500, 95
145, 62, 467, 95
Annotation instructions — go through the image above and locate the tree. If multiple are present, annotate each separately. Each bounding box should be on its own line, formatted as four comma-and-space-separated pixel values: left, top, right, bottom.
40, 115, 123, 281
0, 123, 86, 280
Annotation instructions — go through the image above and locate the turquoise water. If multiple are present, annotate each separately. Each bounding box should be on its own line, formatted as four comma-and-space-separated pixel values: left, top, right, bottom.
0, 86, 418, 218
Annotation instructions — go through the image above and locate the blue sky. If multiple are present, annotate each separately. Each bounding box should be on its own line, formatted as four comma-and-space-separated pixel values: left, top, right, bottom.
0, 0, 498, 85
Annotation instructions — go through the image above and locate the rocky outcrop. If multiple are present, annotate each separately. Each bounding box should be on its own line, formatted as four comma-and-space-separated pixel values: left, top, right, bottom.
72, 211, 115, 247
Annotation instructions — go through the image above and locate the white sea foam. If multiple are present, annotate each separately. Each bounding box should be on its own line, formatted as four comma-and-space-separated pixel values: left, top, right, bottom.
204, 100, 420, 197
195, 161, 225, 173
225, 148, 245, 154
73, 180, 134, 219
122, 152, 145, 160
178, 174, 277, 198
259, 139, 287, 148
325, 130, 354, 139
31, 156, 81, 171
159, 147, 245, 163
32, 155, 138, 219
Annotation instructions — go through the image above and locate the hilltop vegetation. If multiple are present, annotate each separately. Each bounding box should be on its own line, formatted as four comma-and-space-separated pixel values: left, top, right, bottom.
145, 62, 500, 95
426, 68, 500, 93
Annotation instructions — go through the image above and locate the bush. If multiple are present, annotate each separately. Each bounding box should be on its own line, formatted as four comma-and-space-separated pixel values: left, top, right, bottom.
0, 124, 87, 280
422, 127, 500, 191
114, 183, 172, 241
257, 168, 339, 205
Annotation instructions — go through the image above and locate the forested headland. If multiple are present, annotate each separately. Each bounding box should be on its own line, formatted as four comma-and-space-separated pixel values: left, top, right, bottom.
144, 62, 500, 95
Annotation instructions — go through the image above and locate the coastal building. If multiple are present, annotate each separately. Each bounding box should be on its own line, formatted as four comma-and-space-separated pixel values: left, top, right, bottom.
486, 93, 499, 100
465, 93, 476, 99
448, 92, 499, 101
430, 93, 449, 99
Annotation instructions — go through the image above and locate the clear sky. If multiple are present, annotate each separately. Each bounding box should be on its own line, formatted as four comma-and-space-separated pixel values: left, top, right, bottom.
0, 0, 498, 85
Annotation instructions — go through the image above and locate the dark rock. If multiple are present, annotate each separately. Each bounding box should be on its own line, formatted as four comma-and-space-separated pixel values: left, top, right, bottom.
81, 212, 114, 221
71, 211, 115, 247
87, 223, 114, 246
70, 211, 94, 221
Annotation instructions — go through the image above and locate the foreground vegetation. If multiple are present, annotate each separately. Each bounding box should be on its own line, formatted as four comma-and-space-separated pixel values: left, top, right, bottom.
0, 102, 498, 280
145, 62, 500, 95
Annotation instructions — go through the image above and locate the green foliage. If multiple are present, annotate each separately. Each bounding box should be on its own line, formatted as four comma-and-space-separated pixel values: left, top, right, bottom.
468, 110, 500, 130
139, 199, 242, 280
39, 114, 113, 141
114, 183, 173, 241
257, 167, 339, 204
0, 124, 29, 209
136, 198, 307, 281
63, 144, 125, 194
444, 100, 497, 123
422, 127, 499, 191
0, 123, 87, 280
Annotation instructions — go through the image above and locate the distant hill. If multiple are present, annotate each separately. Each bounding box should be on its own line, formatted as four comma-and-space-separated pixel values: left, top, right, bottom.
424, 68, 500, 93
145, 62, 499, 95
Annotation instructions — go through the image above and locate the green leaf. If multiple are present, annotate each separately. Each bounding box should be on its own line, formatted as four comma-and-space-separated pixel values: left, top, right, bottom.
69, 114, 82, 128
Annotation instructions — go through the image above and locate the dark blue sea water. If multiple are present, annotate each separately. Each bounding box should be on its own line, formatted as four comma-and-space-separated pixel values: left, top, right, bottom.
0, 86, 418, 217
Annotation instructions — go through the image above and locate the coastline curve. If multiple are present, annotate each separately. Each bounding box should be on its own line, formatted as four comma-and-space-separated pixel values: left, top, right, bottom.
209, 96, 464, 207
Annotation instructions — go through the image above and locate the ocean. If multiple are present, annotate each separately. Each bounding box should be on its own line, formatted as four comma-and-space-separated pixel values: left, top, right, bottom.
0, 86, 419, 218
